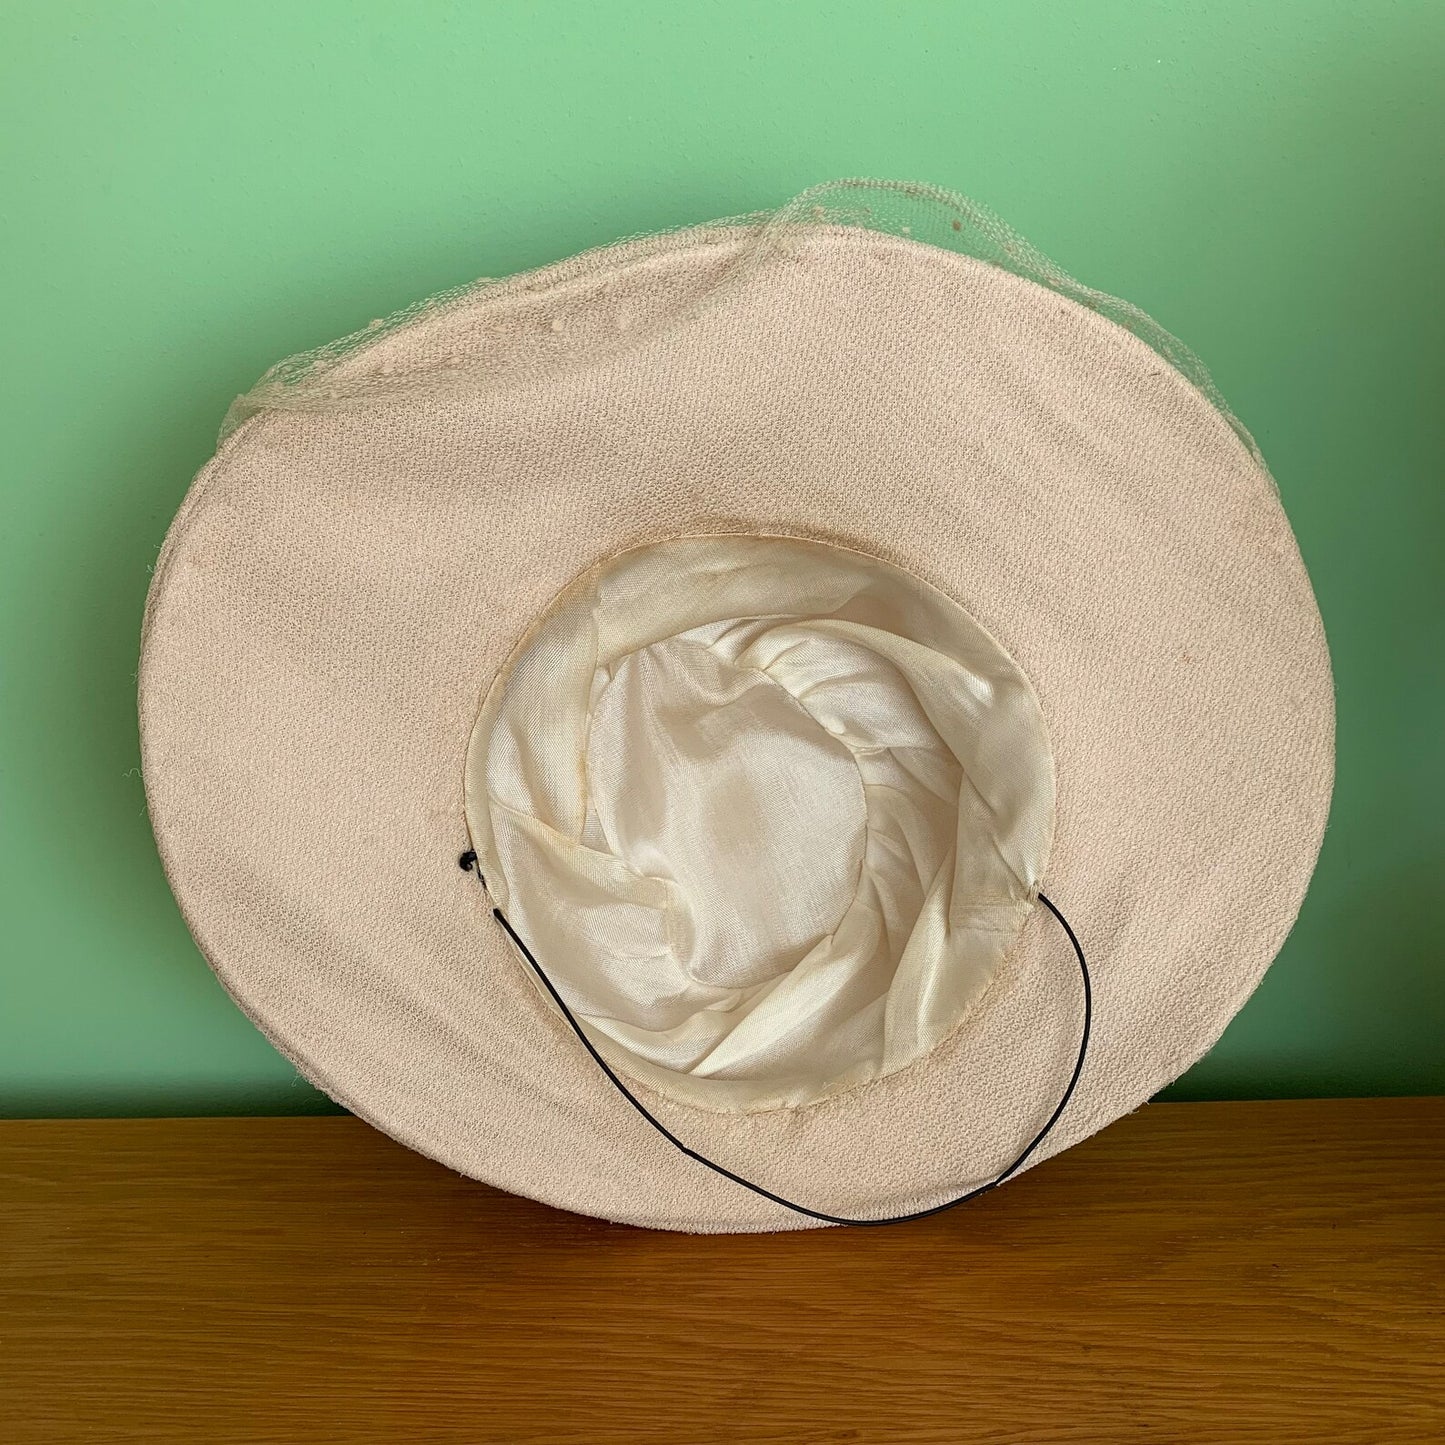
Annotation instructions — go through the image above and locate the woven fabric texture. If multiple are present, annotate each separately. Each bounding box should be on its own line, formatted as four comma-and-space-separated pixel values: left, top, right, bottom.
140, 216, 1333, 1231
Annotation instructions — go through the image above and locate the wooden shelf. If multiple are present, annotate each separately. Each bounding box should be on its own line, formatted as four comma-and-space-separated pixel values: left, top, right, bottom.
3, 1098, 1442, 1443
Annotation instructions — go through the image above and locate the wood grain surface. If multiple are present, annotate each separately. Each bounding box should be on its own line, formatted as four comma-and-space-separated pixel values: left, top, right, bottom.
2, 1098, 1442, 1444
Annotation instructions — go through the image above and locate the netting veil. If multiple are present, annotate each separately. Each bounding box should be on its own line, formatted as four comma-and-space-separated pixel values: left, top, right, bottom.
221, 177, 1262, 469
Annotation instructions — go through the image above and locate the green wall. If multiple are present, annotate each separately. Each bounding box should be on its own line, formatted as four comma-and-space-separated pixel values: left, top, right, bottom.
2, 2, 1441, 1116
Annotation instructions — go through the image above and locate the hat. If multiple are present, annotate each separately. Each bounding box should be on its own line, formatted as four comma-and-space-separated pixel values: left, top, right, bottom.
140, 179, 1333, 1231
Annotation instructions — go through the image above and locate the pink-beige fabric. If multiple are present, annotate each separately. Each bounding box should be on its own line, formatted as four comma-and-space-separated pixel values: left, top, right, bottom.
140, 221, 1334, 1231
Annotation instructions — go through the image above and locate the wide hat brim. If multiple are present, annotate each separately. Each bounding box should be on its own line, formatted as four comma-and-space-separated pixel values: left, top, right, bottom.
140, 189, 1333, 1231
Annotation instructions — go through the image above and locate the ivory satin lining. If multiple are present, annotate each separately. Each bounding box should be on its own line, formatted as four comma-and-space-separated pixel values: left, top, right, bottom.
465, 535, 1056, 1111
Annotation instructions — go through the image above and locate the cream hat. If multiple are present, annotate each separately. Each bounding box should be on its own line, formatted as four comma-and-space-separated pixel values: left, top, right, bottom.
140, 180, 1333, 1231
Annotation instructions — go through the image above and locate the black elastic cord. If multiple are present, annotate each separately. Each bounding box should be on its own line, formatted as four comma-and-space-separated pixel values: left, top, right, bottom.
463, 852, 1090, 1227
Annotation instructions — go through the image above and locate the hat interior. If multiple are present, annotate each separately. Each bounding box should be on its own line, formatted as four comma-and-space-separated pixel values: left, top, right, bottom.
465, 534, 1055, 1111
